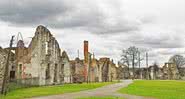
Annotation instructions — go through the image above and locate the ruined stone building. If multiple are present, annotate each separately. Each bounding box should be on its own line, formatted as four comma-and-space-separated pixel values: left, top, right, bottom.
162, 62, 179, 80
116, 66, 124, 80
89, 57, 117, 82
70, 41, 97, 83
70, 58, 85, 83
149, 66, 155, 80
70, 40, 118, 83
98, 58, 117, 82
1, 26, 121, 88
15, 25, 65, 85
109, 60, 117, 81
0, 48, 8, 89
148, 65, 163, 80
89, 55, 99, 82
61, 51, 72, 83
124, 62, 180, 80
117, 62, 129, 79
98, 58, 110, 82
0, 47, 15, 89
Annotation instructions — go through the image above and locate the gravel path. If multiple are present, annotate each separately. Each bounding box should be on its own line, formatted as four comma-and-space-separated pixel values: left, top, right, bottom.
30, 80, 155, 99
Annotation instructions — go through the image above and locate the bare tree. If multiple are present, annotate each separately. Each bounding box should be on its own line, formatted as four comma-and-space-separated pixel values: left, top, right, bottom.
169, 54, 185, 69
121, 46, 140, 79
121, 49, 130, 72
169, 54, 185, 76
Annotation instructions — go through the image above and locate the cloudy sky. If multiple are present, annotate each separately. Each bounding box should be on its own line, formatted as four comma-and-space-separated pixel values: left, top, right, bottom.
0, 0, 185, 66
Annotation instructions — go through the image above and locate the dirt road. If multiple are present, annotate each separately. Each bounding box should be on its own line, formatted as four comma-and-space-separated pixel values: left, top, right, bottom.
30, 80, 155, 99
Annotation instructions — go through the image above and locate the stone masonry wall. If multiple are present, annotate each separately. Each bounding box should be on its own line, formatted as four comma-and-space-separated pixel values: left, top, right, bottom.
16, 25, 63, 85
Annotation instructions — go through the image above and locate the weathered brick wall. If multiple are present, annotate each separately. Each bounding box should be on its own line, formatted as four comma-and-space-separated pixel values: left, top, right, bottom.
70, 58, 85, 83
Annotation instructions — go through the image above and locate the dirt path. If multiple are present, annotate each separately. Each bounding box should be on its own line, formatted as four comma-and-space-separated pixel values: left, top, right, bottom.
30, 80, 155, 99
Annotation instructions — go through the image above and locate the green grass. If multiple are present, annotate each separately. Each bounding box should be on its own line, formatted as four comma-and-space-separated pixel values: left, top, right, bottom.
119, 80, 185, 99
0, 82, 115, 99
77, 96, 125, 99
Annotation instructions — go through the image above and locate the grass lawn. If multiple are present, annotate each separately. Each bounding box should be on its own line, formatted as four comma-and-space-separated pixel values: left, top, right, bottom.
0, 82, 115, 99
119, 80, 185, 99
77, 96, 125, 99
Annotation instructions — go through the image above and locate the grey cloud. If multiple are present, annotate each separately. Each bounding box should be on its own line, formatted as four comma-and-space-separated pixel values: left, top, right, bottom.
0, 0, 140, 34
128, 33, 184, 48
1, 0, 185, 66
157, 48, 185, 56
0, 0, 71, 25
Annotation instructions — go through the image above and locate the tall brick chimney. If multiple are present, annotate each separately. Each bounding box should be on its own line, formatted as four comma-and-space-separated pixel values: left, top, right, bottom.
84, 40, 88, 81
84, 40, 88, 63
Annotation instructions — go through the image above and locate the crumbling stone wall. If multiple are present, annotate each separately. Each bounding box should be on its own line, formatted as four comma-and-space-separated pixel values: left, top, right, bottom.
61, 51, 72, 83
0, 48, 15, 89
71, 58, 85, 83
90, 58, 99, 82
162, 63, 179, 80
16, 25, 63, 85
99, 58, 110, 82
0, 48, 7, 89
109, 60, 117, 81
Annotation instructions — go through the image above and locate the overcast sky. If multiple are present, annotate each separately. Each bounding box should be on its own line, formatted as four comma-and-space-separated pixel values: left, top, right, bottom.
0, 0, 185, 66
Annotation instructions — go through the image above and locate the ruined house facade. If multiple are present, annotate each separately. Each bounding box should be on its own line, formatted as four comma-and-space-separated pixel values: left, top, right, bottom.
15, 25, 67, 85
162, 62, 179, 80
89, 57, 99, 82
98, 58, 117, 82
1, 25, 120, 88
70, 58, 85, 83
0, 47, 15, 89
109, 60, 117, 81
147, 62, 180, 80
0, 48, 8, 89
117, 63, 129, 79
71, 57, 118, 83
61, 51, 72, 83
70, 41, 118, 83
122, 62, 181, 80
148, 65, 163, 80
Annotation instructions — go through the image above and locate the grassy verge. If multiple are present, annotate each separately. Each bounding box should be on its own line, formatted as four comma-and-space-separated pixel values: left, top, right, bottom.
0, 82, 115, 99
119, 80, 185, 99
77, 96, 125, 99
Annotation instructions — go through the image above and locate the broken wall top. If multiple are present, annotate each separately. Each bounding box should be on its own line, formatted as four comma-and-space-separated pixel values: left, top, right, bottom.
61, 51, 70, 61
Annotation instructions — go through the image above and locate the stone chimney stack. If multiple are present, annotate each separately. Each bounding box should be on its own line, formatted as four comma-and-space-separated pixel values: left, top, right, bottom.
84, 40, 89, 63
84, 40, 89, 81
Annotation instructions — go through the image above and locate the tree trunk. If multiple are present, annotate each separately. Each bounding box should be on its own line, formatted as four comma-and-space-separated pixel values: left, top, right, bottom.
132, 54, 135, 80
